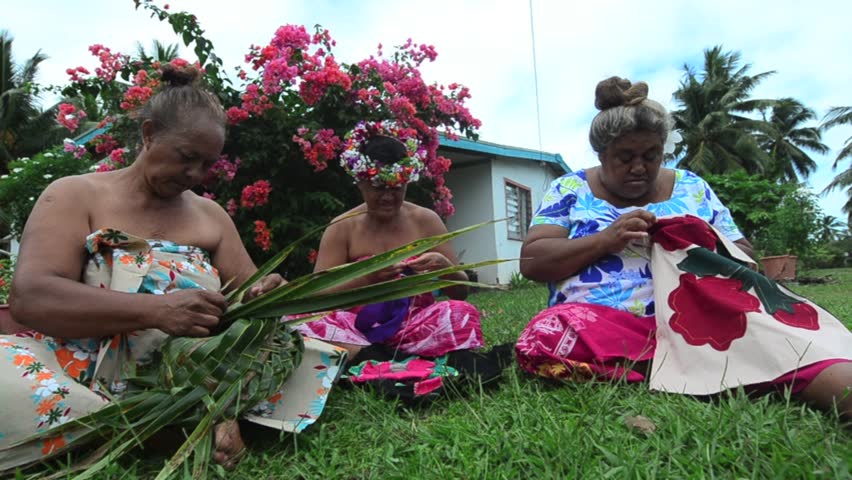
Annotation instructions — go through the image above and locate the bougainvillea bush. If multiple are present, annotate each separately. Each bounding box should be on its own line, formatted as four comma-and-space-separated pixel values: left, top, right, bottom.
52, 0, 480, 275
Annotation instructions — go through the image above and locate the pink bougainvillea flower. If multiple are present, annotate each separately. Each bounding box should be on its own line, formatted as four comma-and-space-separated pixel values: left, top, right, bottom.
241, 180, 272, 208
225, 106, 250, 125
253, 220, 272, 251
226, 198, 238, 217
56, 103, 87, 132
204, 155, 241, 186
292, 128, 342, 172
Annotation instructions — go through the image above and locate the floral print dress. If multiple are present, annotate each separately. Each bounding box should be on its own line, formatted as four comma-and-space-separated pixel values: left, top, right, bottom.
0, 229, 346, 473
515, 170, 852, 391
530, 168, 743, 316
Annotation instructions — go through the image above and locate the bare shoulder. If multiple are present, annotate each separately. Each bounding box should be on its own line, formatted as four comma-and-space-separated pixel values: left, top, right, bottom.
35, 174, 102, 213
406, 202, 446, 233
327, 204, 366, 232
191, 191, 231, 224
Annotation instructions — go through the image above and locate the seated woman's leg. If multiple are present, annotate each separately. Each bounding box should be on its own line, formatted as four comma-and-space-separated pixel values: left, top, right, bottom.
390, 299, 483, 357
797, 361, 852, 420
295, 311, 370, 357
515, 303, 656, 382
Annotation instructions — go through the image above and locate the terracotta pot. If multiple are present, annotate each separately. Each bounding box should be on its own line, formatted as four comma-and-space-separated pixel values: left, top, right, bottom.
760, 255, 798, 281
0, 304, 28, 334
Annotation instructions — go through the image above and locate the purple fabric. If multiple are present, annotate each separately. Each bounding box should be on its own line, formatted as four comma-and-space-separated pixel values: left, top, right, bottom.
354, 298, 411, 343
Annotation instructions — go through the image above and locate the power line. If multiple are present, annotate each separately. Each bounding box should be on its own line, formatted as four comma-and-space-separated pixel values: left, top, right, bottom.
529, 0, 544, 163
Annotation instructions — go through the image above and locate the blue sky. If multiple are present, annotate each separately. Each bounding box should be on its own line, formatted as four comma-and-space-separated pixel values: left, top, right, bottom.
6, 0, 851, 223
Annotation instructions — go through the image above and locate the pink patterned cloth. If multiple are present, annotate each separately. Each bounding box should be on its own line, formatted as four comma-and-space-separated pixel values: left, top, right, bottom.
516, 302, 848, 393
296, 293, 483, 357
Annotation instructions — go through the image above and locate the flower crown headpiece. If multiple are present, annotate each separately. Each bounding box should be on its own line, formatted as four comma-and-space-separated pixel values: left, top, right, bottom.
340, 120, 426, 187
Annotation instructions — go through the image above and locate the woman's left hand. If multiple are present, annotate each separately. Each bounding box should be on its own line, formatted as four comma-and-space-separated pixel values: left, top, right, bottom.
244, 273, 287, 301
405, 252, 454, 274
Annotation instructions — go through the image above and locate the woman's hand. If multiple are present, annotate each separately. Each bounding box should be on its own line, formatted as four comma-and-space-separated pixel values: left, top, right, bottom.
243, 273, 286, 301
152, 289, 227, 337
601, 210, 657, 254
405, 252, 454, 274
365, 263, 406, 284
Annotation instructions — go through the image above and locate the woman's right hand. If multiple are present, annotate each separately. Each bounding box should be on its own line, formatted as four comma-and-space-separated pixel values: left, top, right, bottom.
600, 210, 657, 254
365, 263, 406, 284
151, 289, 227, 337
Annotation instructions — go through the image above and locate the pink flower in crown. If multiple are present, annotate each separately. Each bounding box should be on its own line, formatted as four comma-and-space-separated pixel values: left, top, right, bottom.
339, 120, 425, 187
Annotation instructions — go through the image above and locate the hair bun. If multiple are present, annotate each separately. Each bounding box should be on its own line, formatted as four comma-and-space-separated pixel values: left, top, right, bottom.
159, 63, 201, 87
594, 76, 649, 111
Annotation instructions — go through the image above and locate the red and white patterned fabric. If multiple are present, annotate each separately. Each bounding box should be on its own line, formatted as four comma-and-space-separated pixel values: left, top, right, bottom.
297, 293, 483, 357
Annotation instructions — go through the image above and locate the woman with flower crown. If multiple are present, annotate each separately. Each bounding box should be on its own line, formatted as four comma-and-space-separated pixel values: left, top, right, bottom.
296, 121, 483, 358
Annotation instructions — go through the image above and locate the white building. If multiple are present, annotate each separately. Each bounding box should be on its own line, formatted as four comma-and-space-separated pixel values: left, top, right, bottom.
440, 136, 570, 285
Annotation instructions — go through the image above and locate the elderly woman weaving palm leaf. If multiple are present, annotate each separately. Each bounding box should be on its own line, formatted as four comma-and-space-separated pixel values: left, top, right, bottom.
296, 121, 483, 358
0, 65, 342, 474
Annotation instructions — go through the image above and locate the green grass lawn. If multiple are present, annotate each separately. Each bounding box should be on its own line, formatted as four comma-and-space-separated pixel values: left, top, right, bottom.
224, 268, 852, 479
62, 269, 852, 478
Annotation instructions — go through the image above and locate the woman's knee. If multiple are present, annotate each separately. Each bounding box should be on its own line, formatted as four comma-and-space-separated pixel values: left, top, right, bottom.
798, 362, 852, 418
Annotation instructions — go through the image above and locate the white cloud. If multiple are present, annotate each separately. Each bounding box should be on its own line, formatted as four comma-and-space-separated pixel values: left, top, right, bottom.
5, 0, 851, 220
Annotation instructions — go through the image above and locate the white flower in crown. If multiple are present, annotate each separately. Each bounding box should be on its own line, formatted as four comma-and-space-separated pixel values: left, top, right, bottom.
340, 120, 426, 187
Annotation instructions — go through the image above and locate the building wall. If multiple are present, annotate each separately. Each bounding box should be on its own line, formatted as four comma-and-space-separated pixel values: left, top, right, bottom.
443, 161, 500, 283
490, 157, 561, 283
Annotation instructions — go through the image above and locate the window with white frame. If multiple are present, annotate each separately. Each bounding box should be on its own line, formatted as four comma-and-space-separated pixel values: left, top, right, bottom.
505, 179, 532, 240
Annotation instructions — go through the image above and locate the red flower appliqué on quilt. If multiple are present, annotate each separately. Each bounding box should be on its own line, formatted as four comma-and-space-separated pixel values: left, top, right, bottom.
650, 215, 718, 252
668, 274, 761, 351
654, 216, 822, 351
772, 302, 819, 330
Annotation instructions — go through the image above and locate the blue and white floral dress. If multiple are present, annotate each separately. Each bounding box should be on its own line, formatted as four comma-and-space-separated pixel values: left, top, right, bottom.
530, 168, 744, 316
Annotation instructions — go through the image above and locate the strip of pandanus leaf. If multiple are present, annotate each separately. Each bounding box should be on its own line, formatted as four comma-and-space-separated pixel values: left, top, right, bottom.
225, 258, 508, 321
154, 378, 244, 480
225, 212, 364, 304
229, 219, 503, 311
69, 386, 212, 480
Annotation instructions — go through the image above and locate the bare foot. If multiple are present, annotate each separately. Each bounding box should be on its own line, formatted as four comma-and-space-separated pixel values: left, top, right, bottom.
212, 419, 247, 470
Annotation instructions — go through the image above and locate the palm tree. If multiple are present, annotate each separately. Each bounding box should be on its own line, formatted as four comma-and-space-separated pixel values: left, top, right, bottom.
815, 215, 844, 244
757, 98, 828, 182
671, 46, 776, 176
0, 31, 64, 173
134, 39, 180, 63
821, 106, 852, 222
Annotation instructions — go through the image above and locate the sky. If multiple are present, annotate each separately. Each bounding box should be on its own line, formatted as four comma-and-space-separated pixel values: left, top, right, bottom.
5, 0, 851, 223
